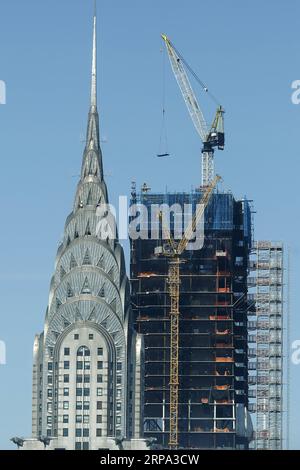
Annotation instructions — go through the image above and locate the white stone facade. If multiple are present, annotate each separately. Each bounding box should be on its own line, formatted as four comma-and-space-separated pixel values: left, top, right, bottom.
20, 12, 145, 451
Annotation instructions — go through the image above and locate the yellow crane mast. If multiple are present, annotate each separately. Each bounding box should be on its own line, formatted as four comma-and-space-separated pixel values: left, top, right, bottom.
157, 175, 221, 448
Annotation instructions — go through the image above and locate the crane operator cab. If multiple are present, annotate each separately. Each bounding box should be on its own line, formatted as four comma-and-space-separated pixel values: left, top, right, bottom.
204, 105, 225, 152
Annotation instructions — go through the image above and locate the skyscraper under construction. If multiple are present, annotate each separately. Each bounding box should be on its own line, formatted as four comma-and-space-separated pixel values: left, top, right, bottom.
130, 186, 253, 449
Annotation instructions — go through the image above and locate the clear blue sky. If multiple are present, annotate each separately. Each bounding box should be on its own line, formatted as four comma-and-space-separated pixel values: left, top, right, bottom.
0, 0, 299, 449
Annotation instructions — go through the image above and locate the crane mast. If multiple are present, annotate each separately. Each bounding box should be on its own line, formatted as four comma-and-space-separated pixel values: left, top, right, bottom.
168, 257, 180, 449
161, 34, 225, 187
156, 175, 222, 448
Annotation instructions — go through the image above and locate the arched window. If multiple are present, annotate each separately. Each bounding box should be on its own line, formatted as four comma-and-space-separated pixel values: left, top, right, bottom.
77, 346, 90, 357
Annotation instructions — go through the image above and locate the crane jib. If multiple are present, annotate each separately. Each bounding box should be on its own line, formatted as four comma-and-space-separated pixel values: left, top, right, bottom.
161, 33, 225, 187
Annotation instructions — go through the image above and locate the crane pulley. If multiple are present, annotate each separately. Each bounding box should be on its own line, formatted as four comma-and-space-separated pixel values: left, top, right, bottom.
161, 34, 225, 187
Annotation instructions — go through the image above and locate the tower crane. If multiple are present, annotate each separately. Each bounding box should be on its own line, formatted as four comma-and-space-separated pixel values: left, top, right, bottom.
155, 174, 222, 448
161, 34, 225, 188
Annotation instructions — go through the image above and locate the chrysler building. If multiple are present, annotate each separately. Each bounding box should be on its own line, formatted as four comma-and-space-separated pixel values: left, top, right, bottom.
19, 8, 145, 451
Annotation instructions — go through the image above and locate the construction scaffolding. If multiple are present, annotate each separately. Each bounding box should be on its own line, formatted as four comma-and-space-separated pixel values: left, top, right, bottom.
247, 241, 284, 449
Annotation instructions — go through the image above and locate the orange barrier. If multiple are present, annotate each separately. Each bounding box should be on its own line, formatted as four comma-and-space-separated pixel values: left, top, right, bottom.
215, 357, 233, 362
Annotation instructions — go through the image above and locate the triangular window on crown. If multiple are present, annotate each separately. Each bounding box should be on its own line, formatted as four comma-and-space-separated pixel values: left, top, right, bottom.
85, 221, 92, 236
108, 266, 114, 281
74, 225, 79, 239
83, 248, 92, 265
98, 285, 105, 298
81, 277, 91, 295
97, 254, 104, 269
56, 298, 62, 309
62, 316, 71, 328
60, 266, 66, 280
66, 235, 71, 246
75, 307, 82, 321
70, 253, 77, 269
67, 283, 74, 298
88, 307, 96, 321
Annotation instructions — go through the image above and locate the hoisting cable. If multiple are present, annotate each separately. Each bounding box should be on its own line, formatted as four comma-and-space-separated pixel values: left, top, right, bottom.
157, 45, 170, 157
170, 39, 221, 107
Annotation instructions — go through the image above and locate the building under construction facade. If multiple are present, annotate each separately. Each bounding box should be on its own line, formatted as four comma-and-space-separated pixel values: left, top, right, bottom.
247, 241, 284, 450
130, 186, 253, 449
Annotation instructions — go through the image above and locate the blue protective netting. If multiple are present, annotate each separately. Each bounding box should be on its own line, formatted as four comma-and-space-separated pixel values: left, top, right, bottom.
138, 192, 235, 231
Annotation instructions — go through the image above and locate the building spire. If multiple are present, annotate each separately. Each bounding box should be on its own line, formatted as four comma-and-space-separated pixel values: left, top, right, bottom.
81, 0, 104, 182
91, 1, 97, 109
